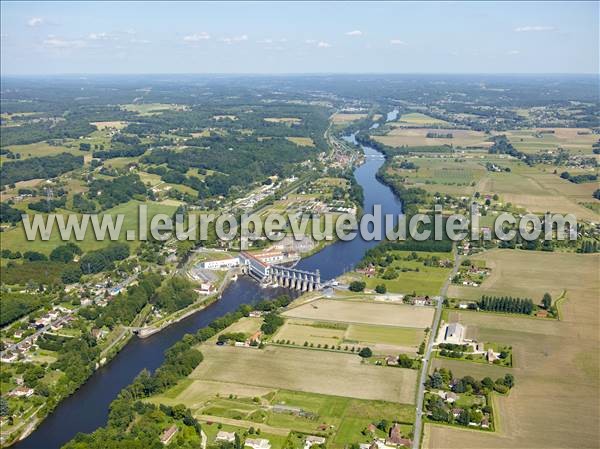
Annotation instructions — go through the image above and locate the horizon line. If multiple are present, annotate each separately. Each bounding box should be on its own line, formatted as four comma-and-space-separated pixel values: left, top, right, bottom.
2, 72, 599, 78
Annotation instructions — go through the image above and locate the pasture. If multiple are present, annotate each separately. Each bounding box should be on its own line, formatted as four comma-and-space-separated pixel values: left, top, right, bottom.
190, 344, 418, 404
428, 250, 600, 449
283, 299, 435, 329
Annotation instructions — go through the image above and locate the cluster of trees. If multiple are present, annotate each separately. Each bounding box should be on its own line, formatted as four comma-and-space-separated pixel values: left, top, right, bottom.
72, 193, 98, 213
153, 277, 197, 314
427, 367, 515, 405
349, 281, 366, 292
260, 313, 284, 335
79, 242, 130, 274
477, 295, 534, 315
87, 175, 147, 209
398, 160, 418, 170
0, 202, 22, 224
27, 197, 66, 213
488, 135, 530, 163
92, 146, 147, 159
359, 240, 452, 274
560, 171, 598, 184
0, 153, 84, 186
253, 294, 292, 312
217, 332, 247, 343
578, 240, 599, 253
375, 284, 387, 294
396, 353, 415, 368
81, 273, 162, 329
140, 134, 318, 197
51, 332, 102, 393
62, 401, 202, 449
426, 132, 453, 138
0, 292, 45, 326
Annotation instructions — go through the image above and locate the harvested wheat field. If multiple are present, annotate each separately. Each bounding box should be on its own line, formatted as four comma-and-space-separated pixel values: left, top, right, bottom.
283, 299, 434, 329
191, 344, 417, 404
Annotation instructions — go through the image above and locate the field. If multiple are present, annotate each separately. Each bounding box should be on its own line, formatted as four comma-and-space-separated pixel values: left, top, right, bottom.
354, 250, 454, 296
374, 128, 490, 148
478, 161, 599, 221
426, 250, 600, 449
395, 113, 450, 126
344, 324, 423, 350
503, 128, 599, 154
283, 299, 435, 329
273, 319, 423, 352
2, 141, 86, 160
264, 117, 302, 124
90, 121, 128, 130
121, 103, 188, 115
286, 137, 316, 147
189, 344, 418, 404
273, 319, 346, 346
331, 113, 368, 124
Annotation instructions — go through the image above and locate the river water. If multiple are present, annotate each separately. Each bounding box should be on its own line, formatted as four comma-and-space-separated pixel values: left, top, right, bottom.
15, 133, 402, 449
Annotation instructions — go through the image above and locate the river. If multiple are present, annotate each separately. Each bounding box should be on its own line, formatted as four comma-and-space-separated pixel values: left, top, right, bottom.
14, 131, 402, 449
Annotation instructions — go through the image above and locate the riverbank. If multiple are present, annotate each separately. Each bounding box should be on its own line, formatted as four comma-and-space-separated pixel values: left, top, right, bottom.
14, 124, 402, 449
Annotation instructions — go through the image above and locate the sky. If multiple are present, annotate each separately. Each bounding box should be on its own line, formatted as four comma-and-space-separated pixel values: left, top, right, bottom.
1, 1, 598, 75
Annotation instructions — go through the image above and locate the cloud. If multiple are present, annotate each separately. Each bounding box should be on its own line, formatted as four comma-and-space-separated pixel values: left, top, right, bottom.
507, 50, 520, 55
257, 39, 273, 44
346, 30, 363, 36
515, 25, 555, 32
317, 41, 331, 48
27, 17, 44, 27
183, 32, 210, 42
220, 34, 248, 44
390, 39, 407, 45
131, 38, 151, 44
305, 39, 317, 44
88, 32, 116, 41
42, 37, 86, 49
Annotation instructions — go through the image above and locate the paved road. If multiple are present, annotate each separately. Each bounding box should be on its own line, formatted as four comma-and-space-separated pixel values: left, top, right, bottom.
412, 247, 462, 449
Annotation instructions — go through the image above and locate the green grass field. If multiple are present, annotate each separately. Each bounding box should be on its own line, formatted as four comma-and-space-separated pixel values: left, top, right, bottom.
345, 324, 422, 348
357, 250, 453, 296
0, 199, 178, 254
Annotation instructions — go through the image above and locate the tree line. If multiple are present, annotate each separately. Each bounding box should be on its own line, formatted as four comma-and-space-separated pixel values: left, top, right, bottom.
477, 295, 534, 315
